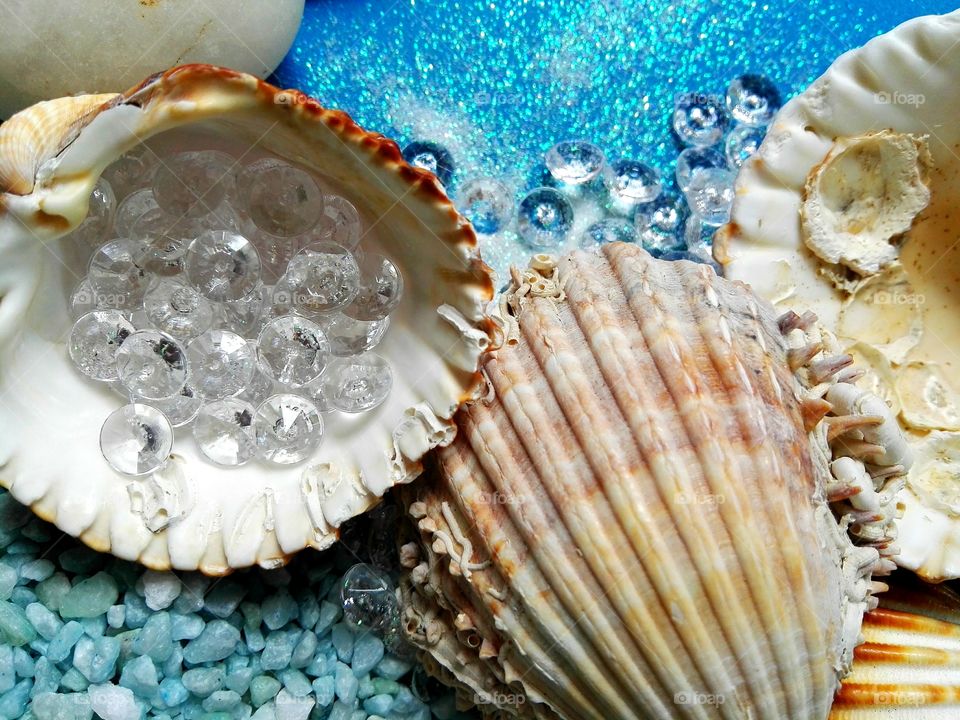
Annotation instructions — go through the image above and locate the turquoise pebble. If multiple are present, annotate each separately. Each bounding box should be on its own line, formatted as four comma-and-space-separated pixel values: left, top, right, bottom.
59, 573, 118, 619
106, 605, 125, 629
79, 616, 106, 638
0, 645, 13, 692
58, 668, 89, 693
262, 589, 298, 631
315, 601, 340, 634
72, 635, 120, 683
34, 574, 70, 612
0, 679, 32, 718
0, 495, 31, 531
357, 675, 374, 700
334, 661, 358, 703
119, 654, 159, 696
10, 587, 36, 607
132, 611, 174, 662
171, 612, 204, 641
224, 666, 254, 696
261, 629, 300, 671
183, 620, 240, 664
31, 691, 93, 720
249, 675, 281, 707
12, 647, 34, 678
46, 620, 83, 662
312, 675, 335, 707
392, 686, 423, 713
203, 581, 246, 619
363, 693, 394, 716
289, 631, 317, 669
123, 591, 150, 629
171, 574, 210, 614
32, 657, 62, 696
296, 592, 320, 630
162, 645, 184, 679
371, 678, 402, 696
202, 689, 241, 712
25, 603, 62, 640
0, 600, 37, 646
57, 547, 103, 575
351, 632, 384, 676
141, 570, 182, 611
0, 564, 17, 600
198, 713, 232, 720
181, 667, 225, 697
274, 688, 314, 720
19, 559, 54, 583
331, 625, 354, 663
279, 669, 311, 698
326, 700, 353, 720
240, 601, 262, 631
245, 627, 265, 653
374, 654, 414, 681
160, 677, 189, 708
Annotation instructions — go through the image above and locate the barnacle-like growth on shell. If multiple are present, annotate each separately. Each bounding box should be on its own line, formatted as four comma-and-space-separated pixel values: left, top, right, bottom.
398, 244, 910, 720
801, 131, 931, 278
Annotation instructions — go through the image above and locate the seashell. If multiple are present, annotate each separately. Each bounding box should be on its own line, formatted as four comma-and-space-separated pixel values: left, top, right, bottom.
398, 243, 911, 720
717, 10, 960, 581
0, 65, 494, 573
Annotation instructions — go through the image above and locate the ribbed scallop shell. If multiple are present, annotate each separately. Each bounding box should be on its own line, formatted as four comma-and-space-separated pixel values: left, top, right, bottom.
399, 243, 887, 720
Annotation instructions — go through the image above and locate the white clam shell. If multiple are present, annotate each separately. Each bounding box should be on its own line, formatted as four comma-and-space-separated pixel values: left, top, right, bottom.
0, 66, 494, 573
717, 10, 960, 581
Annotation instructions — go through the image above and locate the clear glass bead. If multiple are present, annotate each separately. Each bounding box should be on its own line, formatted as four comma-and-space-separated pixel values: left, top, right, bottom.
185, 230, 262, 302
300, 373, 335, 413
255, 394, 324, 465
87, 238, 152, 310
684, 168, 736, 227
604, 160, 662, 211
517, 187, 573, 249
70, 178, 117, 249
102, 145, 157, 198
236, 158, 325, 237
132, 383, 202, 428
193, 398, 257, 467
340, 253, 403, 321
313, 195, 361, 251
725, 125, 766, 169
69, 310, 135, 381
545, 141, 606, 185
321, 313, 390, 357
285, 242, 360, 316
114, 189, 159, 238
401, 141, 455, 186
456, 178, 514, 235
100, 403, 173, 476
578, 218, 636, 249
238, 367, 279, 408
257, 282, 297, 330
725, 74, 782, 127
144, 280, 215, 341
673, 93, 730, 147
115, 330, 189, 400
636, 192, 690, 257
257, 316, 331, 388
213, 286, 264, 337
152, 150, 235, 218
186, 329, 256, 399
675, 146, 727, 193
325, 353, 393, 413
340, 563, 399, 634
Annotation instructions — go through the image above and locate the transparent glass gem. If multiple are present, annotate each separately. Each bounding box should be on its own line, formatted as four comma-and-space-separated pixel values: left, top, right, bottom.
684, 168, 737, 227
236, 158, 324, 237
185, 230, 261, 302
69, 310, 135, 381
340, 563, 399, 634
321, 313, 390, 357
725, 125, 767, 169
325, 353, 393, 413
100, 403, 173, 476
152, 150, 235, 218
578, 219, 636, 249
115, 330, 189, 400
255, 394, 324, 464
257, 316, 331, 388
313, 195, 361, 251
604, 160, 662, 209
456, 178, 514, 235
213, 285, 263, 337
102, 145, 157, 198
286, 242, 360, 316
87, 238, 151, 309
114, 189, 159, 239
675, 146, 728, 193
545, 141, 606, 185
193, 398, 257, 467
238, 367, 279, 408
133, 383, 203, 428
726, 74, 782, 127
70, 178, 117, 249
401, 141, 455, 186
673, 93, 730, 147
517, 187, 573, 249
144, 280, 215, 341
341, 253, 403, 321
187, 330, 256, 399
636, 192, 690, 257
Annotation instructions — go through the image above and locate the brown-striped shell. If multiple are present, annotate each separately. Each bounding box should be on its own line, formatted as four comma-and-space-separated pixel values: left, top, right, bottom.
398, 243, 909, 720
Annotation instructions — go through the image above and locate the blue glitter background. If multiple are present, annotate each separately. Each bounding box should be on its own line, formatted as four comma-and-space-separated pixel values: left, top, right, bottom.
274, 0, 956, 278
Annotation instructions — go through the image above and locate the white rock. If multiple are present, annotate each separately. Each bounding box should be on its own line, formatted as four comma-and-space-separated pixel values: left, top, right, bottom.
88, 683, 140, 720
0, 0, 305, 118
141, 570, 181, 610
251, 703, 278, 720
274, 689, 315, 720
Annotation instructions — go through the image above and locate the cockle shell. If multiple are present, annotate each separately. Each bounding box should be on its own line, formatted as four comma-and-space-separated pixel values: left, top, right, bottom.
398, 243, 910, 720
0, 65, 494, 573
716, 10, 960, 581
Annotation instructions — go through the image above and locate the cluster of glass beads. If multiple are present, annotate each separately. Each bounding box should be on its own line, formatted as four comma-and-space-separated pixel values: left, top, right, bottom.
401, 73, 780, 272
66, 147, 402, 476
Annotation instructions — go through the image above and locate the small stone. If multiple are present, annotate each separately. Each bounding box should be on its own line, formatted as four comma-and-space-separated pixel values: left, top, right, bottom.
289, 630, 317, 669
25, 603, 62, 640
119, 654, 158, 697
224, 666, 254, 696
262, 589, 298, 631
315, 600, 341, 634
59, 572, 119, 619
274, 687, 315, 720
142, 570, 182, 611
170, 612, 204, 642
46, 621, 84, 663
172, 574, 211, 614
245, 627, 266, 653
106, 605, 125, 629
0, 564, 17, 600
203, 689, 241, 712
0, 600, 37, 646
250, 675, 281, 708
88, 682, 140, 720
240, 601, 262, 630
123, 591, 151, 629
326, 701, 354, 720
311, 676, 335, 707
332, 625, 355, 663
31, 691, 94, 720
34, 573, 69, 611
0, 679, 31, 718
159, 677, 189, 708
18, 559, 54, 582
203, 580, 246, 618
351, 632, 385, 676
33, 657, 61, 696
183, 620, 240, 663
374, 654, 413, 682
11, 646, 33, 677
334, 661, 358, 703
73, 635, 121, 683
364, 694, 394, 716
261, 629, 300, 671
0, 645, 12, 693
181, 667, 225, 697
279, 669, 312, 698
132, 611, 174, 662
59, 667, 89, 692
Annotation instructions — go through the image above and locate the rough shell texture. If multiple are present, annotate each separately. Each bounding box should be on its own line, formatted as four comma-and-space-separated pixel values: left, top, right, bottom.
831, 573, 960, 718
0, 65, 494, 573
716, 10, 960, 581
398, 243, 899, 720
